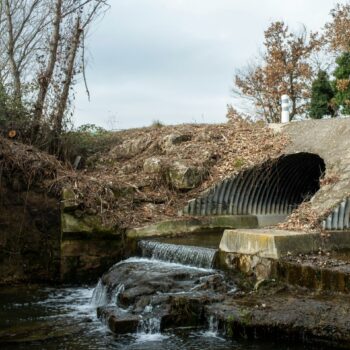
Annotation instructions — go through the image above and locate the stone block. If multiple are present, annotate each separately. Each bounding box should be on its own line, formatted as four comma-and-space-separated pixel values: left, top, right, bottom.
219, 229, 321, 259
61, 188, 79, 212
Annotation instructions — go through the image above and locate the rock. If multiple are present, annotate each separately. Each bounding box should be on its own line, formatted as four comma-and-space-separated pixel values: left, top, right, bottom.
195, 131, 222, 142
97, 258, 225, 334
166, 161, 207, 190
106, 181, 135, 198
163, 295, 206, 328
61, 213, 117, 236
110, 135, 153, 159
97, 306, 140, 334
160, 133, 191, 151
61, 188, 79, 212
120, 286, 156, 306
143, 157, 163, 174
61, 213, 92, 233
121, 163, 137, 174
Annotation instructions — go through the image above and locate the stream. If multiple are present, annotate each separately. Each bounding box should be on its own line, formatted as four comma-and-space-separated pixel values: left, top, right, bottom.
0, 239, 315, 349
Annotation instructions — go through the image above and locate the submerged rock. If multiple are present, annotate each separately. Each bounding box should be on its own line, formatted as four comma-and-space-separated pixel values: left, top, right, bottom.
96, 258, 229, 333
97, 306, 140, 334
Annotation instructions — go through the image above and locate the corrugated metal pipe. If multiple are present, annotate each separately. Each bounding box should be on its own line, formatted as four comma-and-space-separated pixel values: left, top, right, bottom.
183, 153, 325, 217
322, 198, 350, 230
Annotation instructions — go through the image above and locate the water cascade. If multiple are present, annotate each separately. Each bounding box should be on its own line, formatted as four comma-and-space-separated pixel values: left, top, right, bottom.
139, 240, 217, 269
91, 280, 124, 307
91, 239, 232, 342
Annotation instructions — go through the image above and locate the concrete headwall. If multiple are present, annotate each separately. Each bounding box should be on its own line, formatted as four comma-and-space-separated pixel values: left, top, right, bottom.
183, 118, 350, 230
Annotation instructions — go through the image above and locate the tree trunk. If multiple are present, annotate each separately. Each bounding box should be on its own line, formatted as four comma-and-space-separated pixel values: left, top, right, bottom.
4, 0, 22, 104
51, 16, 82, 154
33, 0, 62, 131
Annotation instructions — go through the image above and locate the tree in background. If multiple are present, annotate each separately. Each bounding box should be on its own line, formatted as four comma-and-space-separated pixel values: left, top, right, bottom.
0, 0, 109, 154
324, 2, 350, 52
332, 51, 350, 114
309, 70, 336, 119
323, 3, 350, 115
234, 21, 321, 123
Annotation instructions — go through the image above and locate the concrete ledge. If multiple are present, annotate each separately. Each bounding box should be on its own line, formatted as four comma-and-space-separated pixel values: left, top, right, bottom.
325, 231, 350, 250
126, 215, 259, 239
256, 215, 287, 227
219, 229, 321, 259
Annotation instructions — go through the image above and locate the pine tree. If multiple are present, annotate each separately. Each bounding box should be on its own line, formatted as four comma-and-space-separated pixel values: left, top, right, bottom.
333, 51, 350, 114
309, 70, 335, 119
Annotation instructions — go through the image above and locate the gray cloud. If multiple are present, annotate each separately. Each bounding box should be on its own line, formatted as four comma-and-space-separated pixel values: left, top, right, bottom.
74, 0, 345, 130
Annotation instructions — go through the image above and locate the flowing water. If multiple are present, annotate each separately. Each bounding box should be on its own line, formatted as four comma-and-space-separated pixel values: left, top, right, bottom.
0, 240, 317, 349
0, 285, 313, 350
139, 240, 217, 268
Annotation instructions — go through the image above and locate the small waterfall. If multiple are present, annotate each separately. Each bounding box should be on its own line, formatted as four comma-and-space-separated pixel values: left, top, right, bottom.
136, 316, 168, 342
139, 240, 217, 269
207, 315, 219, 335
138, 317, 161, 334
91, 280, 124, 307
202, 315, 222, 339
91, 279, 108, 307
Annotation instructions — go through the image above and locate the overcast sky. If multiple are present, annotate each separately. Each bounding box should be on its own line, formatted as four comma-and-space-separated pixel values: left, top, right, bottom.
73, 0, 344, 130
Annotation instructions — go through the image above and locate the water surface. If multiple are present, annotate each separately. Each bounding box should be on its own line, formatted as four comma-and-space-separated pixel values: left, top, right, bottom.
0, 285, 317, 350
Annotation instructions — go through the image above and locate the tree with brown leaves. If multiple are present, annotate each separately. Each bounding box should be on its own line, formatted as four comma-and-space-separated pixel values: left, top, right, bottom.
234, 21, 321, 123
324, 2, 350, 52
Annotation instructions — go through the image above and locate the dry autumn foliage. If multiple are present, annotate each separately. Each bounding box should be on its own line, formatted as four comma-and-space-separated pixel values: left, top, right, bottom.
324, 2, 350, 52
278, 202, 322, 232
0, 119, 289, 228
234, 21, 322, 123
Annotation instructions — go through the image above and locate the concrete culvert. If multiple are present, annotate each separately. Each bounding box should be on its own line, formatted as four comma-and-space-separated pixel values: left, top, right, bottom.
183, 152, 325, 217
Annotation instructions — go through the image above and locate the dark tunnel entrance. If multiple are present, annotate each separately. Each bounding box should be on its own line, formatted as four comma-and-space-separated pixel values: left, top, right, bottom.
184, 153, 326, 216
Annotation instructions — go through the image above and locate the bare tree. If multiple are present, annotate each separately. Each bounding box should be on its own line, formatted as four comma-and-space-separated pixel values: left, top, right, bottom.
33, 0, 62, 128
0, 0, 109, 153
1, 0, 47, 104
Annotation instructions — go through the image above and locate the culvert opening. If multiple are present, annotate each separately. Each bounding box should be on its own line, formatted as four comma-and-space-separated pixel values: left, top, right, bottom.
184, 152, 325, 217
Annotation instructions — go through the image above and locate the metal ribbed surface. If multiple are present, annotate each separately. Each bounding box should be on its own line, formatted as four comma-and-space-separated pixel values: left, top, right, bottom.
322, 198, 350, 230
183, 153, 325, 217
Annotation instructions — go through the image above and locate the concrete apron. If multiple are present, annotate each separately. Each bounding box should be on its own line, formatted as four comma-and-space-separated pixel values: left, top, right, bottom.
126, 214, 286, 239
218, 228, 350, 286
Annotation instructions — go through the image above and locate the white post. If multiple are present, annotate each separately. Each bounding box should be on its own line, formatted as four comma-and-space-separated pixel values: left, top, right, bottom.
281, 94, 290, 123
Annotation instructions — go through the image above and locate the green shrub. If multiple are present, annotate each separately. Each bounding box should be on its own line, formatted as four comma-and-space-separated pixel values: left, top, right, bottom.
61, 124, 121, 167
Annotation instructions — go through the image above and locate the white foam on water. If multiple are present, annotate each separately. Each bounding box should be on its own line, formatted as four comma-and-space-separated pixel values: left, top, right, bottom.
135, 317, 169, 343
200, 315, 225, 340
91, 280, 125, 308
